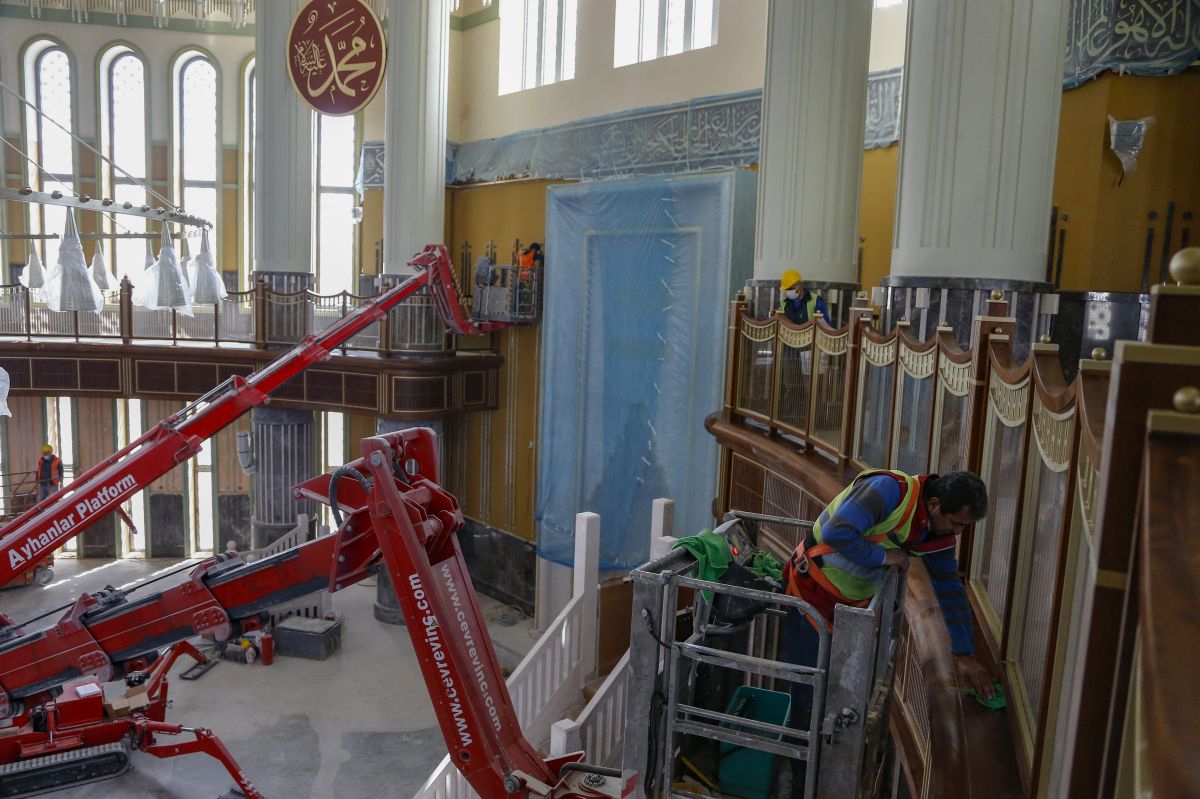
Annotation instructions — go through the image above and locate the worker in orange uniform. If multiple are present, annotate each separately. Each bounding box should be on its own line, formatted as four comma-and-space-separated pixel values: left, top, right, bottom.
781, 469, 996, 756
36, 444, 63, 502
516, 242, 542, 315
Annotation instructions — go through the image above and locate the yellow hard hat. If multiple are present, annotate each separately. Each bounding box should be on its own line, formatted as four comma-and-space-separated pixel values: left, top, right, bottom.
41, 444, 53, 454
781, 269, 802, 289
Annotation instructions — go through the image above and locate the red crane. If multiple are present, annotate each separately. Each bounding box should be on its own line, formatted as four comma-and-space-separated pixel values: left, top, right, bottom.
0, 429, 631, 798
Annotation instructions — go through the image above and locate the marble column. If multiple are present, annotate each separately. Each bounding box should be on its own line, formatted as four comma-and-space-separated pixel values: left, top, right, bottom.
250, 407, 316, 548
382, 0, 450, 274
884, 0, 1068, 356
372, 418, 443, 624
253, 0, 315, 341
749, 0, 873, 321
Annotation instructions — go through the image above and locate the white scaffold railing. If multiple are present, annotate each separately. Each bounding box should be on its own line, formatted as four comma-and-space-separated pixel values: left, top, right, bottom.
412, 512, 601, 799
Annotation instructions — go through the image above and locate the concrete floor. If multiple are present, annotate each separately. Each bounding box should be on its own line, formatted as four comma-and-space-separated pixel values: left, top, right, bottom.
0, 557, 538, 799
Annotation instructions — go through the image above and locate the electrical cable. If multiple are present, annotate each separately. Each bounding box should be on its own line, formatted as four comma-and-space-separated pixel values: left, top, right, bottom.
327, 465, 372, 527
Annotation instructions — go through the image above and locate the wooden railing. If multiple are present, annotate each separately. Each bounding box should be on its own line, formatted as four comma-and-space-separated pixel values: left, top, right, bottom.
0, 279, 450, 354
713, 281, 1176, 796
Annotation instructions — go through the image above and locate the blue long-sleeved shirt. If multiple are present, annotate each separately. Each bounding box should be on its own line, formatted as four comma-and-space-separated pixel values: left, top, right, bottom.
818, 474, 975, 655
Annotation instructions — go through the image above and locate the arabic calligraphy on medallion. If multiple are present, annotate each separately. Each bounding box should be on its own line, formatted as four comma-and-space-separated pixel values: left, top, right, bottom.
287, 0, 386, 116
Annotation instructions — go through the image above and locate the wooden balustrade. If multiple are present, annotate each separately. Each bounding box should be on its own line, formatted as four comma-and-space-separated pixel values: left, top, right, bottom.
714, 275, 1200, 796
0, 278, 451, 355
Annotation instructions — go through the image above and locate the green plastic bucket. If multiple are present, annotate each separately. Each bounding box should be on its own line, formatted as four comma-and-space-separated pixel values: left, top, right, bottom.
717, 685, 792, 799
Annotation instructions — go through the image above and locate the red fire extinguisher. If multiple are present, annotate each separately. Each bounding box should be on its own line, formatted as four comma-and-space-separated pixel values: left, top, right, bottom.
260, 632, 274, 666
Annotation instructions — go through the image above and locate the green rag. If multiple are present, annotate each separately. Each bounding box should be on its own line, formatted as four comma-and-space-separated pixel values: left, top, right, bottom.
671, 530, 731, 601
967, 679, 1007, 711
747, 550, 783, 583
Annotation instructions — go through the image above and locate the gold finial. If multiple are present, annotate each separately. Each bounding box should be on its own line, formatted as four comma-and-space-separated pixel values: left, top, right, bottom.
856, 290, 868, 299
1039, 334, 1052, 344
1091, 347, 1107, 361
1174, 386, 1200, 414
1169, 247, 1200, 285
992, 326, 1004, 334
990, 289, 1004, 301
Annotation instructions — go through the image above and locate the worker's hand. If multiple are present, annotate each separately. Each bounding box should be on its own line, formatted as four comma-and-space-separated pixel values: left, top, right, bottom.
955, 655, 995, 699
882, 549, 910, 571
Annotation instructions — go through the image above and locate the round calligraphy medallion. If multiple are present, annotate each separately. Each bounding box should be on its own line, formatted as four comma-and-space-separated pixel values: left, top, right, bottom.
287, 0, 386, 116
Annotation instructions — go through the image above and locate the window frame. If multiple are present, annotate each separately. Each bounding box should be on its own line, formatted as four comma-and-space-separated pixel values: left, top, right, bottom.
240, 56, 256, 289
314, 112, 360, 295
97, 43, 151, 281
614, 0, 720, 68
499, 0, 578, 95
170, 48, 222, 246
20, 38, 78, 265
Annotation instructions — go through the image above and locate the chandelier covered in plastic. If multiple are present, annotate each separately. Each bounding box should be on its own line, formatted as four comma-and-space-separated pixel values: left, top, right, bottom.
132, 226, 193, 316
40, 211, 103, 313
190, 229, 228, 304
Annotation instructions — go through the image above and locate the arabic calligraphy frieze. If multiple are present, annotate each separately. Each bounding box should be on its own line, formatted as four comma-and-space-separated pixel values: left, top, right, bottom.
1064, 0, 1200, 87
288, 0, 386, 116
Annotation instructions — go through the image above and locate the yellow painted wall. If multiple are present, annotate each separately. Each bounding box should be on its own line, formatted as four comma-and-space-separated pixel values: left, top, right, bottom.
444, 180, 562, 542
858, 145, 900, 293
1051, 70, 1200, 292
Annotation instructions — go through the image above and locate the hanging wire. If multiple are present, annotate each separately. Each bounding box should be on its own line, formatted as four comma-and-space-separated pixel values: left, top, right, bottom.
0, 77, 179, 213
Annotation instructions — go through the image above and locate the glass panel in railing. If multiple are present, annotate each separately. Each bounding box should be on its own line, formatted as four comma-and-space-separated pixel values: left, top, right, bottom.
217, 292, 254, 343
389, 291, 447, 352
855, 336, 896, 467
810, 328, 849, 448
131, 306, 174, 339
265, 291, 310, 345
0, 287, 28, 336
892, 366, 935, 474
177, 305, 216, 341
774, 324, 813, 434
1008, 395, 1074, 741
933, 355, 973, 473
734, 317, 776, 419
76, 291, 121, 338
28, 301, 75, 337
971, 373, 1031, 634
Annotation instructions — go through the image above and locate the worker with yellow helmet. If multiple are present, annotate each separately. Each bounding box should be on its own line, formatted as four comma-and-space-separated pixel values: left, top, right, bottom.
36, 444, 63, 502
779, 269, 831, 325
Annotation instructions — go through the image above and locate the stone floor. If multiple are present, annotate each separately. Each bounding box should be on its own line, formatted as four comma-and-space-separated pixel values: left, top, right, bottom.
0, 557, 538, 799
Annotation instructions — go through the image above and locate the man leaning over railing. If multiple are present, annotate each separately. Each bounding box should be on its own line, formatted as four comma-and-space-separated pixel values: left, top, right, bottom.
781, 470, 996, 733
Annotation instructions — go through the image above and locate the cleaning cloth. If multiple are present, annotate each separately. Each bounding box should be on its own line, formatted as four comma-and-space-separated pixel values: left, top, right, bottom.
967, 679, 1007, 712
747, 550, 783, 583
672, 530, 732, 601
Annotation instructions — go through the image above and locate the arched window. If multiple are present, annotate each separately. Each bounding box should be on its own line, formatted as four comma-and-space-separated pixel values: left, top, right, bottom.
241, 58, 256, 284
316, 113, 357, 295
99, 46, 149, 282
23, 41, 75, 268
173, 51, 219, 251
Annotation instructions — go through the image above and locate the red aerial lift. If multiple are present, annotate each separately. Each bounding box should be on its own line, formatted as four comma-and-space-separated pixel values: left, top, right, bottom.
0, 429, 630, 798
0, 247, 627, 797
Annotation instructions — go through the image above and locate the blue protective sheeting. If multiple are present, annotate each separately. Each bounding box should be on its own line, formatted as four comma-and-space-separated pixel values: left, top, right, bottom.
537, 171, 754, 570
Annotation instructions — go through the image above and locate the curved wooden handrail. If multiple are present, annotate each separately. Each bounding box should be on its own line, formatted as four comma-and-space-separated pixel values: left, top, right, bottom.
897, 323, 939, 354
1074, 367, 1109, 466
813, 315, 850, 337
936, 326, 972, 364
1031, 347, 1076, 413
903, 559, 971, 799
774, 312, 814, 334
986, 338, 1031, 385
1139, 427, 1200, 797
861, 323, 898, 346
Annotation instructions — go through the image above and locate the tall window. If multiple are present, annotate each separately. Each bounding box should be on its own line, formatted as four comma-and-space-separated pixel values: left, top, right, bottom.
242, 60, 256, 283
499, 0, 578, 94
23, 42, 75, 268
614, 0, 717, 67
316, 113, 357, 295
100, 47, 148, 282
174, 52, 218, 248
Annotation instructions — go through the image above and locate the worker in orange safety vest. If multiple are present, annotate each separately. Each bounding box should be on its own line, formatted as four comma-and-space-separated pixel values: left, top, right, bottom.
36, 444, 63, 502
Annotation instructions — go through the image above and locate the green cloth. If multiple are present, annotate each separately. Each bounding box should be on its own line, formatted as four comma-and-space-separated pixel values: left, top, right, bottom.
672, 530, 731, 601
967, 679, 1007, 711
747, 550, 783, 582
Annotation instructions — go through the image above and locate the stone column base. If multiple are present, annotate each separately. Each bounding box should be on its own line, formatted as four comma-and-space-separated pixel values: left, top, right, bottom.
374, 569, 406, 625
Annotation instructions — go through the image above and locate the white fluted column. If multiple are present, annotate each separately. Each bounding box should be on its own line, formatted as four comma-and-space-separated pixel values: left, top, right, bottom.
885, 0, 1067, 353
382, 0, 450, 274
752, 0, 873, 288
253, 0, 314, 279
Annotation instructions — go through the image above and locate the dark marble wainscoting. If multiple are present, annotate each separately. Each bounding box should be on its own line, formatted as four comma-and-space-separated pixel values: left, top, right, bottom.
218, 493, 253, 553
457, 519, 536, 616
1053, 291, 1149, 380
148, 493, 186, 558
79, 513, 118, 558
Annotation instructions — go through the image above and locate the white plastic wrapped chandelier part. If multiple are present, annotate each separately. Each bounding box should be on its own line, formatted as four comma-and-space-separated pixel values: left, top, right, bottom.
0, 367, 11, 419
143, 238, 155, 271
179, 234, 192, 288
20, 247, 45, 290
132, 226, 194, 316
41, 212, 104, 313
90, 247, 111, 290
190, 229, 228, 304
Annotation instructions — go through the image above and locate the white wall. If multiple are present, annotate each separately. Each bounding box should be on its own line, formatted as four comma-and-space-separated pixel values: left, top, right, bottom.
0, 17, 254, 144
869, 1, 908, 71
456, 0, 769, 142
